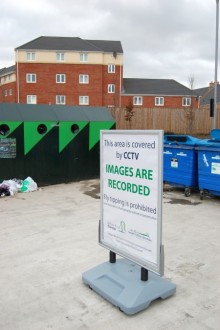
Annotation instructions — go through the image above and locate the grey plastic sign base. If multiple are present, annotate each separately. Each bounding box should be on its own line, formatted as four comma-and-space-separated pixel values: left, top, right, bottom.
82, 258, 176, 315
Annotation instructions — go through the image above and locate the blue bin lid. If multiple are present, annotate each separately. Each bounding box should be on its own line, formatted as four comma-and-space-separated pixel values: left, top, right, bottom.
196, 129, 220, 149
210, 129, 220, 141
164, 135, 201, 146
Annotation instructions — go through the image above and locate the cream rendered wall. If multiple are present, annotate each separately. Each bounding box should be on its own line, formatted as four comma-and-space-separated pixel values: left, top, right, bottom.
0, 73, 16, 85
17, 50, 123, 65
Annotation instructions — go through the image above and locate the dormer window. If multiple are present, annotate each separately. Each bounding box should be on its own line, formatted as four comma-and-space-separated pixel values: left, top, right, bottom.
27, 52, 36, 61
56, 53, 65, 61
80, 53, 88, 62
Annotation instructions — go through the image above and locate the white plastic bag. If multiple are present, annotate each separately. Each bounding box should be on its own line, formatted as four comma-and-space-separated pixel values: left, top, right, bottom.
20, 177, 38, 192
2, 179, 20, 195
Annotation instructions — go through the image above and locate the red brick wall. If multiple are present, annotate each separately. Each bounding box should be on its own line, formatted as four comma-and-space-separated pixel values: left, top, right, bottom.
1, 62, 198, 109
121, 95, 199, 109
0, 81, 17, 103
17, 63, 122, 106
102, 65, 123, 107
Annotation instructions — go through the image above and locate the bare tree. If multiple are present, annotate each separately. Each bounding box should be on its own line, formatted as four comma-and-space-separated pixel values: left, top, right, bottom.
188, 75, 195, 90
185, 74, 195, 134
124, 99, 134, 129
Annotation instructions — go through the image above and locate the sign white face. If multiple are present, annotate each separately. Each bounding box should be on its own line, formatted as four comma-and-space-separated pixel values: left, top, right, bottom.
100, 130, 164, 275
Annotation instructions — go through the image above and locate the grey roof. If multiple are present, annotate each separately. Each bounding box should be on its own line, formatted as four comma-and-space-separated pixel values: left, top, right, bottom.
0, 103, 115, 122
194, 87, 208, 95
194, 85, 220, 105
0, 65, 16, 77
15, 36, 123, 53
122, 78, 194, 96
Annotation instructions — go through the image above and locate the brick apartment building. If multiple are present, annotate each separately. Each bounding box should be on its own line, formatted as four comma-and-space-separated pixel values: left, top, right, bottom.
0, 36, 199, 109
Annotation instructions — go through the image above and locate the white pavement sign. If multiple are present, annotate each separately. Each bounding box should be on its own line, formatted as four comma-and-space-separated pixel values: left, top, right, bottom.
100, 130, 164, 275
83, 130, 176, 314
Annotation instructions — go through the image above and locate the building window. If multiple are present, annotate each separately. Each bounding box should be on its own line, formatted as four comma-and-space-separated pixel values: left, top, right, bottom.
4, 90, 7, 96
56, 95, 66, 105
9, 89, 12, 95
56, 53, 65, 61
79, 74, 89, 84
108, 64, 115, 73
27, 52, 36, 61
108, 84, 115, 93
56, 74, 66, 83
27, 95, 37, 104
133, 96, 143, 105
155, 97, 164, 106
26, 73, 36, 83
80, 53, 88, 62
182, 97, 191, 106
79, 96, 89, 105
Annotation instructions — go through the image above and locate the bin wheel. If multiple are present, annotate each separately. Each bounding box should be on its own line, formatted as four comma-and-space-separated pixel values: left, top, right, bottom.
200, 191, 204, 200
184, 188, 191, 197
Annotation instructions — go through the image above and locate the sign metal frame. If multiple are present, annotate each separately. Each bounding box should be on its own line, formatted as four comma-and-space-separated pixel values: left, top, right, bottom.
99, 130, 164, 275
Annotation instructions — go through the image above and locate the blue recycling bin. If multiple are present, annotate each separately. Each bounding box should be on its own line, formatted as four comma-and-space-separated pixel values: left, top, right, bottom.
163, 135, 201, 196
196, 129, 220, 199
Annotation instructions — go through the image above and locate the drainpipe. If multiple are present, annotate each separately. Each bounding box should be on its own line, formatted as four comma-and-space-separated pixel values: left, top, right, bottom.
214, 0, 219, 129
16, 49, 19, 103
119, 55, 122, 108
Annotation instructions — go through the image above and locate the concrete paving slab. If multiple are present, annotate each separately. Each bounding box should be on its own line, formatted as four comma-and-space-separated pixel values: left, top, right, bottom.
0, 179, 220, 330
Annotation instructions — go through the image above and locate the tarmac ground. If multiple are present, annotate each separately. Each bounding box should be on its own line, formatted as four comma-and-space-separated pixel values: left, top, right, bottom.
0, 179, 220, 330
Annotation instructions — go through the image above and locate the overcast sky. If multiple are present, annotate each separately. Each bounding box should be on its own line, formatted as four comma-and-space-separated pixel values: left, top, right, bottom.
0, 0, 218, 88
